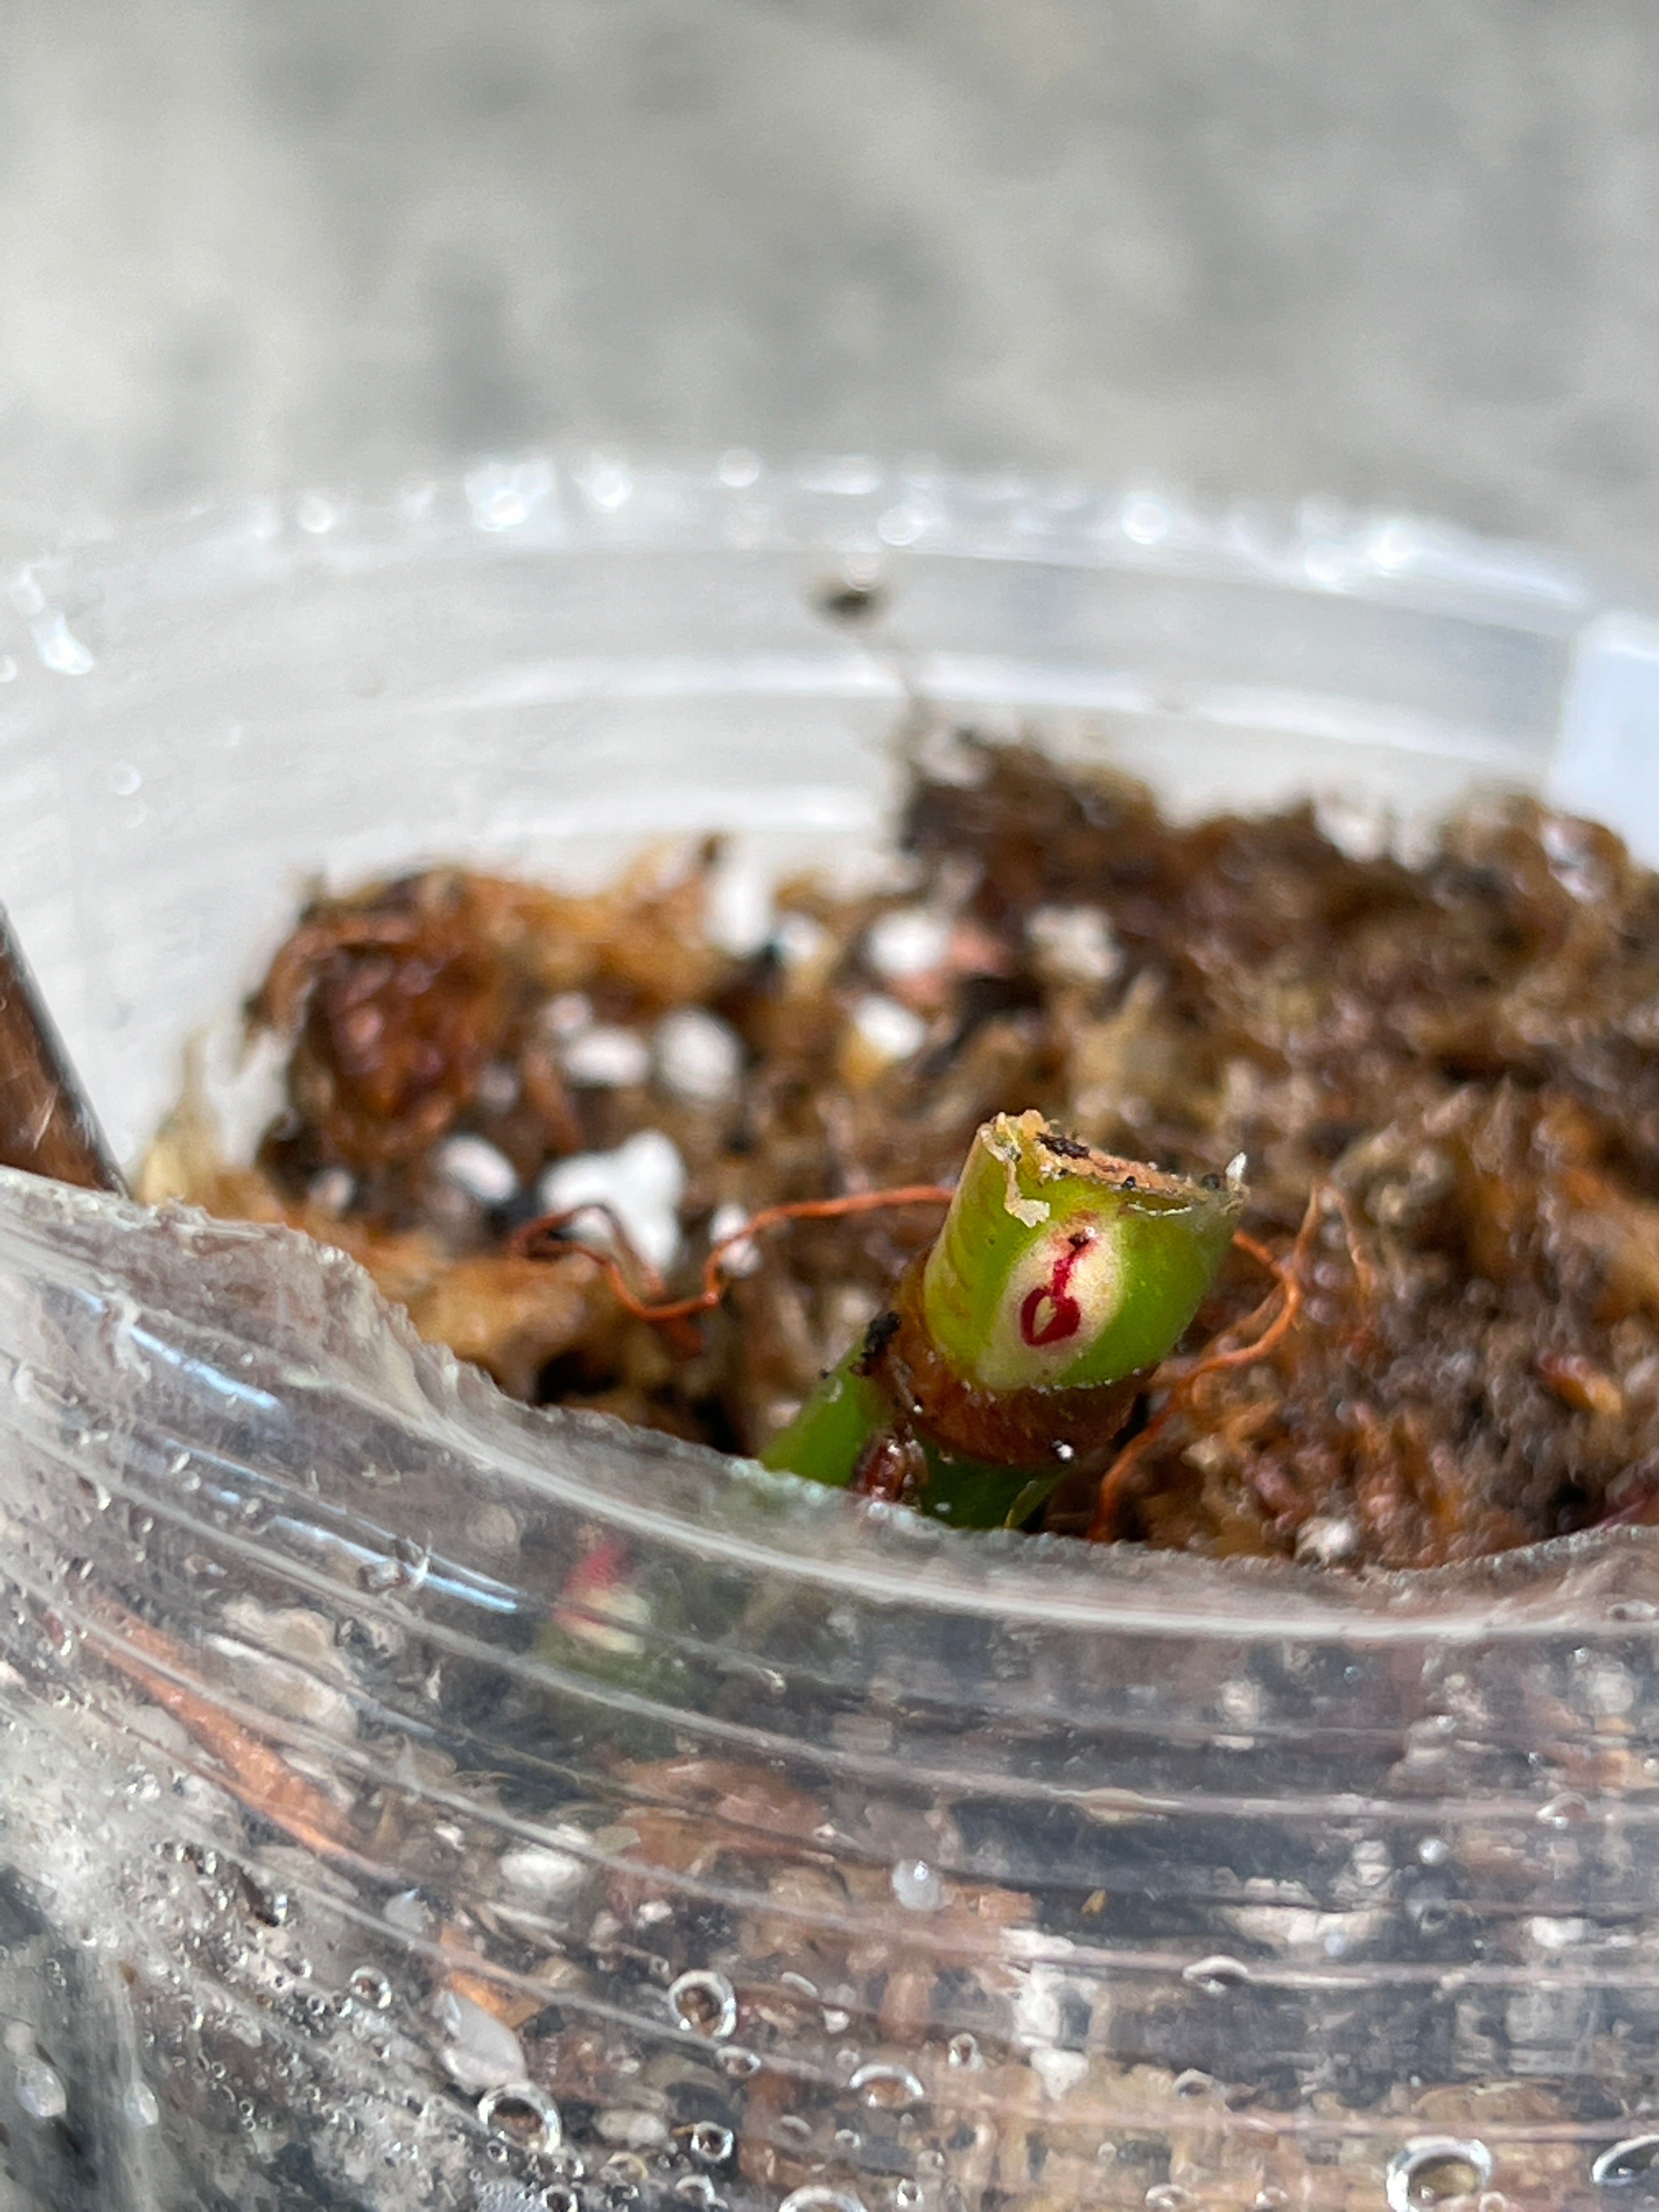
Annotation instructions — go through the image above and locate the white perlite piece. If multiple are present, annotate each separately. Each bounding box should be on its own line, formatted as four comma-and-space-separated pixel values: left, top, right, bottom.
1026, 904, 1122, 986
850, 994, 928, 1065
708, 1199, 761, 1277
865, 905, 952, 979
560, 1024, 651, 1088
538, 1129, 686, 1273
433, 1133, 519, 1206
653, 1006, 744, 1104
771, 911, 830, 968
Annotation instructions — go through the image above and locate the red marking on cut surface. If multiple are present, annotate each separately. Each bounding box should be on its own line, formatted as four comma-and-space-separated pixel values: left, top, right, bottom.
1018, 1228, 1095, 1347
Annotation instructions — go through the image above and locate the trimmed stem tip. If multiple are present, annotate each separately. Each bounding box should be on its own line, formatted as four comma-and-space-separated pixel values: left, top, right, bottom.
921, 1110, 1243, 1393
762, 1111, 1245, 1517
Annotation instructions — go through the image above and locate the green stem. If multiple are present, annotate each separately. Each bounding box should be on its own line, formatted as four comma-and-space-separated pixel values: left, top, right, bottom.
761, 1110, 1244, 1525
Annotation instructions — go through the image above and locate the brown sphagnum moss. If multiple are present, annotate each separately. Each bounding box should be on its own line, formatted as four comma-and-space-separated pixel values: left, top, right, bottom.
140, 740, 1659, 1570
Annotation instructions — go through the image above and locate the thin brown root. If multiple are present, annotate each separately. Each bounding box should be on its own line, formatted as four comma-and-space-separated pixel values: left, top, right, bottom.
87, 1600, 358, 1863
1087, 1197, 1318, 1543
513, 1183, 955, 1331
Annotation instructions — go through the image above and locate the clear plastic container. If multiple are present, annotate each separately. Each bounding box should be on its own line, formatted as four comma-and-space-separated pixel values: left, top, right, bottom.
4, 455, 1659, 2210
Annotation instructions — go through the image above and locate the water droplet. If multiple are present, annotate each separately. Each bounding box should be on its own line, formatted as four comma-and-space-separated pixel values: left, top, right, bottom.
1120, 495, 1170, 547
890, 1858, 943, 1911
122, 2080, 160, 2129
359, 1538, 430, 1596
717, 448, 760, 489
478, 2081, 562, 2155
542, 2192, 580, 2212
687, 2122, 733, 2166
892, 2186, 924, 2212
668, 1968, 737, 2040
675, 2181, 718, 2209
586, 462, 634, 512
600, 2149, 650, 2196
849, 2062, 923, 2112
1592, 2134, 1659, 2187
1144, 2188, 1197, 2211
1181, 1954, 1250, 1994
14, 2056, 66, 2120
31, 611, 93, 675
1537, 1791, 1593, 1829
347, 1966, 392, 2010
1386, 2137, 1494, 2210
778, 2184, 867, 2212
1172, 2068, 1215, 2096
946, 2032, 981, 2070
715, 2046, 760, 2080
1252, 2191, 1289, 2211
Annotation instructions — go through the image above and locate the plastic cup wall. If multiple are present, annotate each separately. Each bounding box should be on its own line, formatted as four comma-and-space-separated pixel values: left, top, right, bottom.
0, 458, 1655, 2210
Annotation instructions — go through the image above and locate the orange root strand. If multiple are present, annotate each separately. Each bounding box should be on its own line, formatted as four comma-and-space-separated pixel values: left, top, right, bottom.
514, 1183, 955, 1329
1087, 1198, 1317, 1543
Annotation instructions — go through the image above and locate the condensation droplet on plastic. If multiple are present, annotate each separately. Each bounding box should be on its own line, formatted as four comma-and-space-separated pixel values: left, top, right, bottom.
1144, 2187, 1197, 2211
890, 1858, 943, 1911
675, 2180, 718, 2208
717, 448, 760, 489
14, 2056, 66, 2120
814, 565, 887, 627
478, 2081, 562, 2155
668, 1967, 737, 2039
892, 2187, 924, 2212
359, 1539, 430, 1597
123, 2079, 161, 2129
347, 1966, 392, 2010
1252, 2190, 1289, 2211
1385, 2136, 1494, 2210
716, 2046, 760, 2079
1120, 495, 1170, 546
1181, 1954, 1250, 1994
687, 2121, 733, 2165
946, 2032, 981, 2070
1536, 1791, 1592, 1829
849, 2062, 923, 2111
1417, 1836, 1450, 1866
586, 461, 634, 511
1592, 2134, 1659, 2187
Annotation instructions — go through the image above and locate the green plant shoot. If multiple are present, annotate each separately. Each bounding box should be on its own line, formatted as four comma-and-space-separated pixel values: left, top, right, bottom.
761, 1110, 1244, 1527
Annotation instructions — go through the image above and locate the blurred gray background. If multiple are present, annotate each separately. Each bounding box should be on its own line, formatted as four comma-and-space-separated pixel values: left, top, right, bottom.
5, 1, 1659, 586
